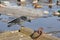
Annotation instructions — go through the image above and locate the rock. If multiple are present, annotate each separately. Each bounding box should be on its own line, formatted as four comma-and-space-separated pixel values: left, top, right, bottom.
0, 31, 33, 40
20, 26, 34, 36
0, 30, 59, 40
44, 11, 49, 15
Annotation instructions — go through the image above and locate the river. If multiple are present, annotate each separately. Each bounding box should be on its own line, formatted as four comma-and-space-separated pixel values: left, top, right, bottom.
0, 0, 60, 38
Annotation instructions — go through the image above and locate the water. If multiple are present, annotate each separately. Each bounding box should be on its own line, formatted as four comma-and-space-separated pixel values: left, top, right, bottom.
0, 0, 60, 38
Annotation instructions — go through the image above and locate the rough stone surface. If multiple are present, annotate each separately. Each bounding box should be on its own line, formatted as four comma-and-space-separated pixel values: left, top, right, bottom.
0, 31, 60, 40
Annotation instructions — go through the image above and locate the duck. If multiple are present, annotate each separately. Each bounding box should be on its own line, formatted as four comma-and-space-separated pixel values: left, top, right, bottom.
56, 0, 60, 6
33, 3, 42, 8
53, 11, 60, 16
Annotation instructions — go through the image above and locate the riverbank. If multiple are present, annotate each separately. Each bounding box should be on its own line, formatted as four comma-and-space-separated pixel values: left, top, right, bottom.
0, 30, 60, 40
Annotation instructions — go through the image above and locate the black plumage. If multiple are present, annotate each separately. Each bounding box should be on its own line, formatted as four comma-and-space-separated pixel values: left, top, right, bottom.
8, 17, 20, 27
8, 16, 28, 27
